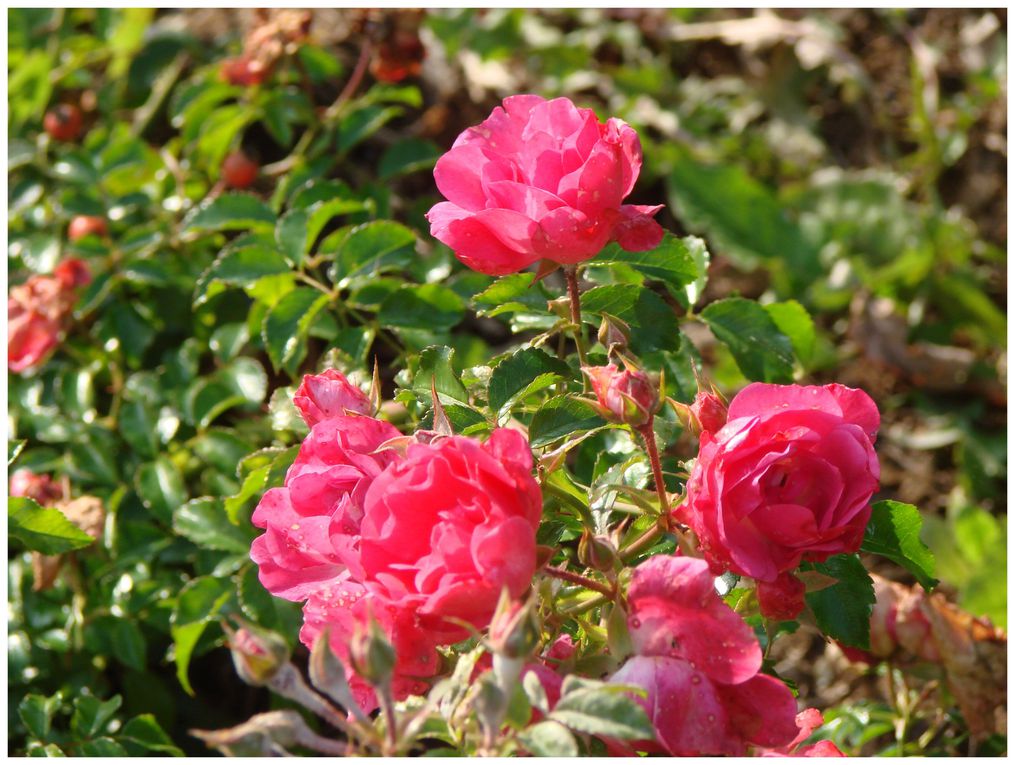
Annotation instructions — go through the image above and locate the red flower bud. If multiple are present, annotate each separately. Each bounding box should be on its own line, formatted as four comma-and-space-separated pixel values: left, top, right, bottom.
583, 364, 659, 427
757, 572, 806, 622
689, 390, 728, 436
67, 216, 107, 243
222, 151, 259, 189
43, 104, 83, 142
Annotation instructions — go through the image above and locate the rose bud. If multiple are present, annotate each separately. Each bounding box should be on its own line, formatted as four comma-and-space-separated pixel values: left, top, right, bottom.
68, 215, 108, 242
756, 572, 807, 622
488, 590, 541, 661
349, 617, 397, 689
689, 389, 728, 436
583, 363, 660, 428
225, 621, 291, 686
222, 151, 259, 189
578, 530, 620, 573
53, 258, 92, 289
597, 312, 631, 356
43, 104, 83, 142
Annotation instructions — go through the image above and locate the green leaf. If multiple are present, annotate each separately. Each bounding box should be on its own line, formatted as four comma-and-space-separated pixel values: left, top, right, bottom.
262, 287, 331, 372
276, 198, 368, 265
581, 284, 682, 354
518, 720, 580, 757
174, 498, 252, 554
9, 497, 93, 555
803, 554, 875, 649
171, 576, 233, 695
135, 458, 188, 524
764, 300, 816, 367
194, 245, 291, 306
226, 465, 270, 525
9, 439, 26, 466
488, 347, 570, 416
862, 501, 938, 591
700, 297, 795, 382
594, 232, 702, 298
474, 273, 552, 317
550, 686, 655, 741
335, 220, 417, 279
108, 619, 147, 671
412, 345, 469, 406
182, 193, 276, 235
185, 380, 246, 431
337, 104, 401, 153
379, 138, 441, 179
529, 396, 607, 449
79, 739, 127, 757
666, 144, 819, 284
18, 693, 62, 741
120, 714, 184, 756
71, 695, 122, 739
378, 284, 465, 331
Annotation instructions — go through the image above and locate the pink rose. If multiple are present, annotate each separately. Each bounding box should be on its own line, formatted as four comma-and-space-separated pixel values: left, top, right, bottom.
678, 383, 880, 615
250, 414, 401, 601
293, 369, 373, 428
609, 555, 799, 756
426, 95, 663, 276
583, 364, 659, 427
355, 428, 542, 642
9, 469, 63, 506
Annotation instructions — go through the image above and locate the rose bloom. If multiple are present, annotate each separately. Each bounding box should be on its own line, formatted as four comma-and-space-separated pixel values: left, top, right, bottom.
426, 95, 663, 275
250, 373, 543, 707
677, 383, 880, 616
608, 555, 799, 756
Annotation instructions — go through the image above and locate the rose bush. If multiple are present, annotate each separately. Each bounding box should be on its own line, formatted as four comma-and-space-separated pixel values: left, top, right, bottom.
426, 94, 663, 275
677, 383, 881, 619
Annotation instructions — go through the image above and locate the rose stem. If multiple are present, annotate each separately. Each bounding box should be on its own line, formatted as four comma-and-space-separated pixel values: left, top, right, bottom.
544, 565, 615, 598
564, 265, 589, 371
637, 420, 670, 519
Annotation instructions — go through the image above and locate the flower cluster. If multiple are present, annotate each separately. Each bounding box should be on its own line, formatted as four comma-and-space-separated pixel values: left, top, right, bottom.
8, 259, 91, 373
426, 95, 663, 275
678, 382, 881, 620
250, 370, 542, 708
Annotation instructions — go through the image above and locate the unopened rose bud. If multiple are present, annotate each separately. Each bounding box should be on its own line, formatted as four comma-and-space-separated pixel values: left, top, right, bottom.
689, 389, 728, 436
583, 364, 660, 427
757, 572, 806, 622
226, 622, 291, 686
578, 531, 619, 573
597, 313, 630, 355
349, 618, 396, 688
488, 590, 541, 661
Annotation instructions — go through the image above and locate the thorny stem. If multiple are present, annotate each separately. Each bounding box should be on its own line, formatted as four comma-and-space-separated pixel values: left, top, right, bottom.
544, 565, 615, 598
564, 266, 589, 372
267, 663, 360, 742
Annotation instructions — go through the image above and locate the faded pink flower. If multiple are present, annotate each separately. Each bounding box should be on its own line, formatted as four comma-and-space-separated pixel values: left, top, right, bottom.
426, 95, 663, 275
293, 369, 372, 427
583, 363, 659, 427
609, 555, 799, 756
677, 383, 880, 617
9, 469, 63, 506
8, 260, 91, 373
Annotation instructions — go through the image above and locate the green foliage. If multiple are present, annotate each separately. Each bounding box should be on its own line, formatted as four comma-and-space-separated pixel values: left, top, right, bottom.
802, 554, 876, 650
862, 501, 938, 591
9, 498, 94, 554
